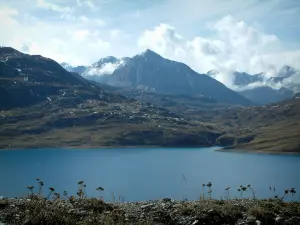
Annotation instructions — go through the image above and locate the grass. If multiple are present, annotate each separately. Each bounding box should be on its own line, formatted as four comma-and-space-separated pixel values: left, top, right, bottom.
1, 195, 299, 225
1, 81, 300, 153
1, 180, 299, 224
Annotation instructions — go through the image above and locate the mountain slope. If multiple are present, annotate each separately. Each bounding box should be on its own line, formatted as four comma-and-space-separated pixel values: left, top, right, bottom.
223, 97, 300, 153
95, 49, 253, 106
0, 47, 107, 109
61, 62, 87, 74
0, 47, 224, 149
208, 69, 295, 104
233, 72, 264, 86
181, 96, 300, 153
239, 86, 294, 105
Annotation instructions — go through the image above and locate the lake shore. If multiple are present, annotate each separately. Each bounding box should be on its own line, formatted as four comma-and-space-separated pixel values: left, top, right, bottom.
1, 144, 300, 155
0, 144, 216, 151
0, 197, 299, 225
217, 147, 300, 156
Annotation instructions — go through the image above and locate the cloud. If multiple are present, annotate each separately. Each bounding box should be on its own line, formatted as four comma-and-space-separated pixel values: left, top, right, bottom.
110, 29, 121, 39
1, 0, 300, 92
73, 29, 91, 42
138, 15, 300, 90
79, 15, 88, 22
0, 3, 111, 65
138, 24, 185, 59
282, 72, 300, 92
84, 61, 125, 76
36, 0, 71, 13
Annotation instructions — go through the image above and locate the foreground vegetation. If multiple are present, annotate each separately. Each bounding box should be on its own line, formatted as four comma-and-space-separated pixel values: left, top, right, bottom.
0, 181, 299, 225
2, 197, 300, 225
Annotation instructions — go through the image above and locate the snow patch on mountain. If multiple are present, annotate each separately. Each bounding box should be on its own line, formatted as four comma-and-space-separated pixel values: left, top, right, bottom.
82, 57, 129, 77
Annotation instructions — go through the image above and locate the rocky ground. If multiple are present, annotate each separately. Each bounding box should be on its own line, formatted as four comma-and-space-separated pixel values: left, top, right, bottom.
0, 197, 299, 225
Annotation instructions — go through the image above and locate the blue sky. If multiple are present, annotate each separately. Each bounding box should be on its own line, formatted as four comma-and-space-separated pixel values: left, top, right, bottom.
1, 0, 300, 84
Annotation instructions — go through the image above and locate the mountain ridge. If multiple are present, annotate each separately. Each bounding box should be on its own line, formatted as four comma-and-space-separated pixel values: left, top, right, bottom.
1, 47, 300, 153
62, 50, 299, 105
0, 47, 226, 149
64, 49, 253, 106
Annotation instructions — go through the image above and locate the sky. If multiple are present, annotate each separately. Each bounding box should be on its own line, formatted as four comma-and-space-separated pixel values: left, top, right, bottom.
1, 0, 300, 87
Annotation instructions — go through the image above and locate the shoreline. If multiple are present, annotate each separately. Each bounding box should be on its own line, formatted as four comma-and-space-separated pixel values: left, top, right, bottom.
0, 144, 216, 151
0, 144, 300, 155
216, 147, 300, 156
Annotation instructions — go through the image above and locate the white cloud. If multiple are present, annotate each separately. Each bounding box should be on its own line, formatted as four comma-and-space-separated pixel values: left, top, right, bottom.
0, 7, 20, 45
94, 19, 106, 27
282, 72, 300, 92
0, 4, 110, 65
84, 61, 125, 76
73, 29, 91, 42
138, 24, 185, 58
138, 15, 300, 90
110, 29, 121, 39
36, 0, 71, 13
79, 15, 88, 22
1, 0, 300, 92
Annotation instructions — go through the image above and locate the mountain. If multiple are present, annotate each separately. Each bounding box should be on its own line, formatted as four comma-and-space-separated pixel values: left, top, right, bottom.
234, 69, 296, 104
1, 47, 299, 153
184, 96, 300, 153
61, 62, 87, 74
81, 56, 130, 83
0, 47, 225, 149
233, 66, 296, 87
233, 72, 264, 86
207, 69, 295, 105
206, 70, 264, 87
0, 47, 108, 109
85, 49, 253, 106
238, 86, 294, 105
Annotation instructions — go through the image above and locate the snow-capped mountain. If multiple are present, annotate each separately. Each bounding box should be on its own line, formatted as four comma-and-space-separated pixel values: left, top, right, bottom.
81, 49, 253, 105
238, 86, 294, 105
233, 72, 265, 87
206, 67, 298, 105
61, 62, 87, 74
62, 49, 299, 105
82, 56, 130, 76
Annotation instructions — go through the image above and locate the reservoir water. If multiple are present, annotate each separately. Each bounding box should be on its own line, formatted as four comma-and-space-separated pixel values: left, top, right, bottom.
0, 147, 299, 201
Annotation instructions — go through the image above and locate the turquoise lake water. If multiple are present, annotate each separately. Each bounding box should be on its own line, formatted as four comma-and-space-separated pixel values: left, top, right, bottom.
0, 147, 299, 201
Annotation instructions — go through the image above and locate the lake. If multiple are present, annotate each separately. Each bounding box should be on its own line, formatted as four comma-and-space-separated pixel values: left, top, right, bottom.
0, 147, 299, 202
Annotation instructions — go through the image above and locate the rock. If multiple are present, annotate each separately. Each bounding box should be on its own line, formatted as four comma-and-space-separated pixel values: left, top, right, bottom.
207, 209, 215, 214
0, 200, 8, 209
192, 220, 200, 225
23, 218, 41, 225
247, 215, 256, 222
285, 216, 300, 224
141, 203, 154, 210
275, 216, 284, 224
173, 204, 181, 208
162, 198, 171, 202
76, 210, 87, 216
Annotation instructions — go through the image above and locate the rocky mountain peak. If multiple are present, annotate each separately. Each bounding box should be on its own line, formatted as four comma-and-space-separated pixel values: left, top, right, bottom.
135, 49, 163, 60
96, 56, 118, 66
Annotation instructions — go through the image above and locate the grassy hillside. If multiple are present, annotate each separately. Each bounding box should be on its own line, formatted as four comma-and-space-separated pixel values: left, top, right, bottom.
183, 97, 300, 153
1, 47, 299, 153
